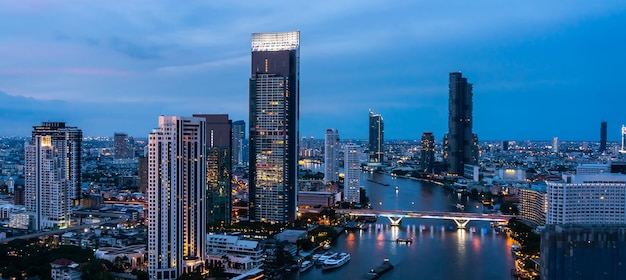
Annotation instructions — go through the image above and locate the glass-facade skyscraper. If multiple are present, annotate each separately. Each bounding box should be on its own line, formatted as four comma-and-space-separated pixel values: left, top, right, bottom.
249, 31, 300, 223
421, 132, 435, 173
368, 109, 384, 164
444, 72, 478, 175
324, 129, 339, 183
232, 120, 246, 166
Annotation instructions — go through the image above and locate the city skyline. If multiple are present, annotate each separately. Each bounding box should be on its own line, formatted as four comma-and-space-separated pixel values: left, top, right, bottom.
1, 2, 626, 141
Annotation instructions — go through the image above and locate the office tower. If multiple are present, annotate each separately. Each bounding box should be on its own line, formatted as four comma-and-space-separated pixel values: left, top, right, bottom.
137, 156, 148, 193
519, 186, 547, 226
114, 133, 132, 159
552, 137, 559, 153
420, 132, 435, 173
13, 182, 25, 206
232, 120, 246, 166
193, 114, 232, 226
249, 31, 299, 223
621, 125, 626, 153
600, 121, 607, 153
344, 144, 361, 203
541, 224, 626, 280
25, 122, 82, 230
148, 116, 206, 279
369, 109, 384, 164
324, 129, 339, 183
546, 164, 626, 225
444, 72, 478, 175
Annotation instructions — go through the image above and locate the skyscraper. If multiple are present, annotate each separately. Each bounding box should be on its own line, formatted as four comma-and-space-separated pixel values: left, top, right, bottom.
600, 121, 607, 153
324, 129, 339, 183
420, 132, 435, 173
194, 114, 232, 226
344, 144, 361, 203
621, 125, 626, 154
552, 137, 559, 153
249, 31, 300, 223
232, 120, 246, 166
444, 72, 478, 175
368, 110, 384, 164
25, 122, 82, 230
148, 116, 206, 279
114, 132, 132, 159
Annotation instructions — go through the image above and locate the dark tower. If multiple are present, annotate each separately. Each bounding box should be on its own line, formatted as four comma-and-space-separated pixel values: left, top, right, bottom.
369, 110, 385, 164
600, 121, 607, 153
421, 132, 435, 173
444, 72, 478, 175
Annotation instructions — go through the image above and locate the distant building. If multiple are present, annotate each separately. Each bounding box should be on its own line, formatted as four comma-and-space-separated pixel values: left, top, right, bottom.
232, 120, 246, 166
519, 185, 547, 226
13, 180, 25, 206
248, 31, 300, 223
206, 234, 263, 274
148, 116, 206, 280
25, 122, 82, 230
502, 140, 509, 151
369, 110, 385, 164
541, 224, 626, 280
600, 121, 607, 153
114, 133, 132, 159
324, 129, 339, 183
621, 125, 626, 153
95, 244, 146, 269
444, 72, 478, 175
546, 164, 626, 225
344, 144, 361, 203
50, 258, 81, 280
194, 114, 232, 225
552, 137, 559, 153
297, 191, 341, 208
420, 132, 435, 173
137, 156, 148, 193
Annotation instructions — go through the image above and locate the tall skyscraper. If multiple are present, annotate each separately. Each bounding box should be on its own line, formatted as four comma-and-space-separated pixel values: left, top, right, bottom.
420, 132, 435, 173
232, 120, 246, 166
114, 132, 132, 159
552, 137, 559, 153
344, 144, 361, 203
25, 122, 82, 230
249, 31, 300, 223
444, 72, 478, 175
194, 114, 232, 226
148, 116, 206, 279
621, 125, 626, 154
324, 129, 339, 183
368, 109, 384, 164
600, 121, 607, 153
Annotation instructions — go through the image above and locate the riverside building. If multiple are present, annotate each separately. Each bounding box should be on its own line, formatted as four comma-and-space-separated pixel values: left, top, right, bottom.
444, 72, 478, 175
344, 144, 361, 203
324, 129, 339, 183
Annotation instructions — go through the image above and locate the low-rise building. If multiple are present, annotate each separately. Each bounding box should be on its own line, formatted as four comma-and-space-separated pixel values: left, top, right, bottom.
206, 234, 263, 274
94, 244, 146, 269
50, 258, 81, 280
297, 191, 341, 208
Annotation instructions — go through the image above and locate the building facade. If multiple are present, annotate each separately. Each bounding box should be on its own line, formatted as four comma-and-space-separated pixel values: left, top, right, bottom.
368, 110, 384, 164
25, 122, 82, 230
232, 120, 246, 166
194, 114, 232, 225
324, 129, 339, 183
344, 144, 361, 203
147, 116, 206, 279
444, 72, 478, 175
420, 132, 435, 173
519, 186, 547, 226
114, 133, 132, 159
249, 31, 300, 223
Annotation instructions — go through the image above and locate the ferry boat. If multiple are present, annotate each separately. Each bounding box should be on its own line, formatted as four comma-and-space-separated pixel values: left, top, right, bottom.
322, 252, 351, 270
299, 260, 314, 273
314, 251, 338, 265
363, 258, 394, 280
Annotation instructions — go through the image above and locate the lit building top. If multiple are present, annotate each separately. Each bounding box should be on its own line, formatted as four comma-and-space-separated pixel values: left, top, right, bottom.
251, 31, 300, 52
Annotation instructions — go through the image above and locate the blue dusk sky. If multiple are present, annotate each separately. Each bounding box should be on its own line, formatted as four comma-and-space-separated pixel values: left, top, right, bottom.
1, 1, 625, 141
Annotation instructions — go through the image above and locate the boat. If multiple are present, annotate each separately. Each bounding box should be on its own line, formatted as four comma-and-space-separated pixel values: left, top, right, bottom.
363, 258, 394, 279
455, 203, 465, 210
322, 252, 351, 270
511, 244, 521, 252
396, 238, 413, 244
323, 244, 331, 250
299, 260, 314, 273
315, 251, 338, 265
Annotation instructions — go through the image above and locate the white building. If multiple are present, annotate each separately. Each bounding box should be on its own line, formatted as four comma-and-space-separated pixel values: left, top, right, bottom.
206, 234, 263, 274
324, 129, 339, 183
148, 116, 207, 280
546, 165, 626, 225
519, 184, 547, 226
25, 122, 82, 230
95, 244, 146, 269
552, 137, 559, 153
344, 144, 361, 203
50, 259, 81, 280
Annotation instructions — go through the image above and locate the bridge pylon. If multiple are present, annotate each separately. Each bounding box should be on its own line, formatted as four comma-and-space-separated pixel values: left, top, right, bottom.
452, 218, 470, 229
387, 216, 403, 226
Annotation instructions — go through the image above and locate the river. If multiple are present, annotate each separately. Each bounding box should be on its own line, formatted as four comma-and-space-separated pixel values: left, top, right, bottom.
292, 170, 516, 280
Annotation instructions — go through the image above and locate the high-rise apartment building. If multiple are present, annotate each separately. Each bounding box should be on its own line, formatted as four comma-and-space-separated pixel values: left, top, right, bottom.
232, 120, 246, 166
114, 133, 132, 159
369, 110, 384, 164
25, 122, 82, 230
324, 129, 339, 183
344, 144, 361, 203
249, 31, 300, 223
444, 72, 478, 175
147, 116, 206, 279
194, 114, 232, 226
621, 125, 626, 153
420, 132, 435, 173
552, 137, 559, 153
546, 164, 626, 225
600, 121, 607, 153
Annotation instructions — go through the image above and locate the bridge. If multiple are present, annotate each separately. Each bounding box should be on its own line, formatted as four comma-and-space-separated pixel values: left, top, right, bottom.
300, 208, 513, 229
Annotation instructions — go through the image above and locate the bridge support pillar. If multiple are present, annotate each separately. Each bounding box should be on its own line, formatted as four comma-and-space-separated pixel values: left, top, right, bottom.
388, 216, 403, 226
452, 219, 470, 229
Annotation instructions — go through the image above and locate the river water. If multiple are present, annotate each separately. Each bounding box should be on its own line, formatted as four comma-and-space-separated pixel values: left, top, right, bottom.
292, 170, 516, 280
